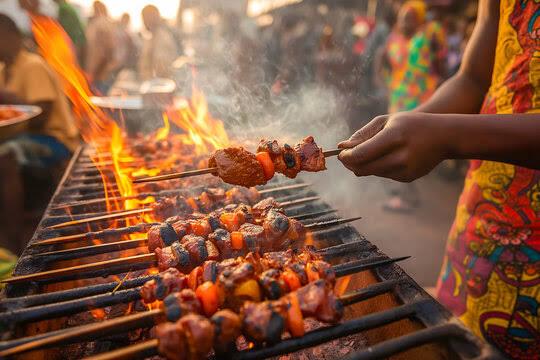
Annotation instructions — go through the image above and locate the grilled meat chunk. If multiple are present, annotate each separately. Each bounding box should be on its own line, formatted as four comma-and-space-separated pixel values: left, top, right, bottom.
209, 147, 266, 187
162, 289, 202, 322
225, 187, 260, 204
296, 280, 343, 322
182, 235, 209, 264
252, 197, 283, 218
140, 268, 187, 304
156, 321, 187, 360
279, 143, 302, 178
211, 309, 242, 354
151, 196, 180, 221
239, 223, 266, 251
242, 300, 287, 344
180, 314, 215, 360
208, 228, 235, 258
148, 223, 179, 251
259, 268, 288, 299
294, 136, 326, 172
263, 209, 290, 243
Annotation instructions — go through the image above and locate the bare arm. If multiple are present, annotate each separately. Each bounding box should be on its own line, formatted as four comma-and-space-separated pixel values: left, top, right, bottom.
415, 0, 499, 114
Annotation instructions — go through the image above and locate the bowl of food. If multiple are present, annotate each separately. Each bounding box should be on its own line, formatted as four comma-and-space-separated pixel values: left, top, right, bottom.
0, 105, 42, 141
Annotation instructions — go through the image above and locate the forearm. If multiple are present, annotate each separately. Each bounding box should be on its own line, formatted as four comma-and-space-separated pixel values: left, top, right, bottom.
439, 113, 540, 169
414, 72, 488, 114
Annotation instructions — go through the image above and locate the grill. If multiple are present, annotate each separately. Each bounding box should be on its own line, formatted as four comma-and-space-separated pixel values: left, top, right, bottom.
0, 145, 504, 360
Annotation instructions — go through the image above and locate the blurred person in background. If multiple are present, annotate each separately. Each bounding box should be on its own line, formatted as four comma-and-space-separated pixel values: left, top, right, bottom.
84, 1, 117, 94
52, 0, 85, 65
114, 13, 138, 73
0, 13, 79, 255
374, 0, 447, 213
139, 4, 179, 81
339, 0, 540, 357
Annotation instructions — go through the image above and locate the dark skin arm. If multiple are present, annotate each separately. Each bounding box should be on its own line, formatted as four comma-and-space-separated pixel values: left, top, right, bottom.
336, 0, 540, 180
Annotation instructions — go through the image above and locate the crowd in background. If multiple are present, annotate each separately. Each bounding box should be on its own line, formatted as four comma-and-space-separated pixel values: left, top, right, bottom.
0, 0, 477, 254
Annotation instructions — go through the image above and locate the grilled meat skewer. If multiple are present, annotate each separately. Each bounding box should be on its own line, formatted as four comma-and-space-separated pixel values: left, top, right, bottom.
134, 137, 342, 186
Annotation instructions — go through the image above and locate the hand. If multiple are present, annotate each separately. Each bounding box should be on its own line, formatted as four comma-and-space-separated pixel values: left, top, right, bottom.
337, 112, 450, 182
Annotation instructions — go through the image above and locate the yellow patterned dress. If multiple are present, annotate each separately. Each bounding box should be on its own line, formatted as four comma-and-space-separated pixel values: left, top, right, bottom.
435, 1, 540, 359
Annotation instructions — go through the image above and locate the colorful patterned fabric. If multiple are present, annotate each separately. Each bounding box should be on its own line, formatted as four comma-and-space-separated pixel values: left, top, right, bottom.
436, 1, 540, 359
386, 21, 447, 112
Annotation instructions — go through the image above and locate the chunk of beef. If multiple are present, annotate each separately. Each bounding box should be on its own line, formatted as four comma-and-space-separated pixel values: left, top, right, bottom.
294, 136, 326, 172
242, 300, 287, 345
211, 309, 242, 354
208, 147, 266, 187
180, 314, 215, 360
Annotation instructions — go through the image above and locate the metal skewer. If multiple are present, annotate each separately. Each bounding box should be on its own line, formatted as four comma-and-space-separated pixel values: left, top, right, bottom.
133, 148, 343, 184
2, 216, 363, 285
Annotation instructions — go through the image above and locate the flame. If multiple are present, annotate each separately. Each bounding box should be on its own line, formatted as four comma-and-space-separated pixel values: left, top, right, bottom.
334, 275, 352, 296
167, 88, 230, 156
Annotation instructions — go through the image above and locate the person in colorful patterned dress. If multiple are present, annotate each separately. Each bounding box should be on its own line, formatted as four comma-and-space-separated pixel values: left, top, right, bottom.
339, 1, 540, 358
376, 0, 447, 212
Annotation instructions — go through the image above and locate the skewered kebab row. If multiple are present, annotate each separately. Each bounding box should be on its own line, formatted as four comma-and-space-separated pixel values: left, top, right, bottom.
150, 202, 307, 272
141, 248, 333, 309
149, 186, 260, 221
208, 136, 326, 187
148, 198, 302, 254
156, 279, 342, 360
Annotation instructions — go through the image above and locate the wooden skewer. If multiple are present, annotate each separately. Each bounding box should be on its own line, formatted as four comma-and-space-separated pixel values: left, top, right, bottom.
2, 216, 361, 285
133, 148, 343, 184
0, 269, 407, 357
50, 183, 310, 211
44, 195, 320, 230
45, 208, 150, 230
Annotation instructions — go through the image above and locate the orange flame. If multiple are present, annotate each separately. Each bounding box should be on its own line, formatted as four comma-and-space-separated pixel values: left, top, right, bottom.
167, 88, 230, 156
30, 14, 232, 235
334, 275, 352, 296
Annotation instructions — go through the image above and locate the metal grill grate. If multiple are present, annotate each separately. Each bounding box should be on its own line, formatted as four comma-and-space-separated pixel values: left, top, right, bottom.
0, 145, 504, 360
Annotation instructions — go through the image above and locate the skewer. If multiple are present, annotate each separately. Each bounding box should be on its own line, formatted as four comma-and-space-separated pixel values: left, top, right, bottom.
0, 259, 405, 329
133, 148, 343, 184
32, 210, 340, 262
50, 183, 310, 211
2, 217, 363, 285
43, 195, 321, 230
0, 275, 407, 356
45, 208, 150, 229
91, 283, 419, 360
0, 241, 376, 310
37, 195, 321, 245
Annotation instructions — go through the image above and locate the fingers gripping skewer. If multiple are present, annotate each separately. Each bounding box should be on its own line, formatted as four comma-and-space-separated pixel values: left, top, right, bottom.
133, 149, 343, 184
